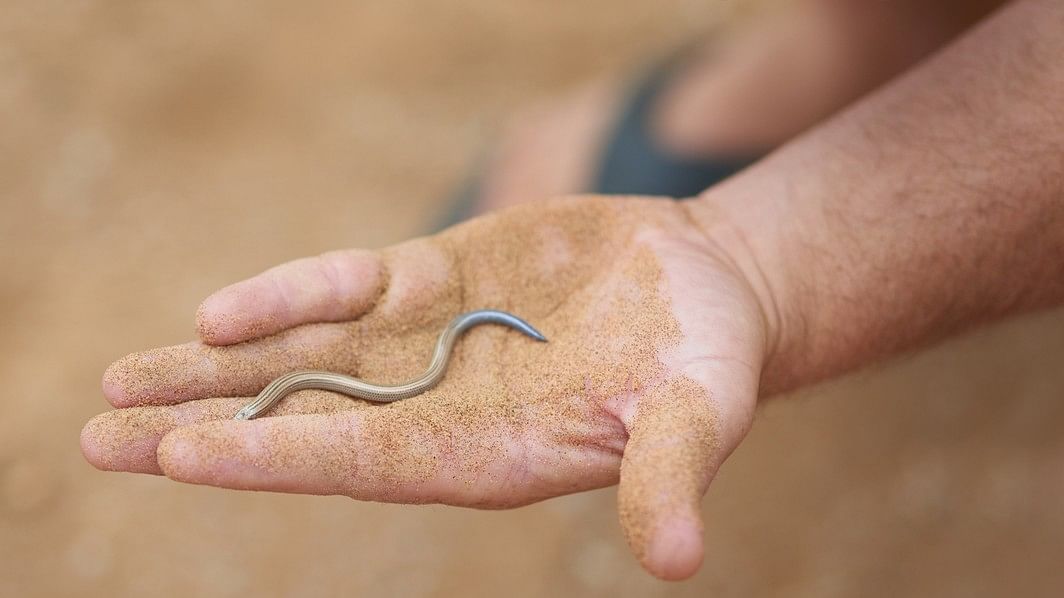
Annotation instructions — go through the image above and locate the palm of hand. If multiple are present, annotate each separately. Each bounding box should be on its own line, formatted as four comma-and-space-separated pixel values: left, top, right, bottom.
82, 196, 769, 579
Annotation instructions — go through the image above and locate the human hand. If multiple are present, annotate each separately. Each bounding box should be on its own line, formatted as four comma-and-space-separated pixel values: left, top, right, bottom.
81, 196, 778, 580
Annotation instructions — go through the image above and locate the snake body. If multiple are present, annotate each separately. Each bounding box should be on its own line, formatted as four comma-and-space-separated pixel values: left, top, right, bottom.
233, 309, 547, 420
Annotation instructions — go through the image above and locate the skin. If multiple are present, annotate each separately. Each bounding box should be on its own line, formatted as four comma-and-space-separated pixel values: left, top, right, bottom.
84, 196, 767, 581
476, 0, 1002, 213
82, 0, 1064, 582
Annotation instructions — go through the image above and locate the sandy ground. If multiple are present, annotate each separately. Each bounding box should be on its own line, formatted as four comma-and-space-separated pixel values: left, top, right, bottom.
3, 1, 1064, 596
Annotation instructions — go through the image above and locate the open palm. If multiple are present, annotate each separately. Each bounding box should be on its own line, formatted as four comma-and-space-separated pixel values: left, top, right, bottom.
82, 196, 772, 580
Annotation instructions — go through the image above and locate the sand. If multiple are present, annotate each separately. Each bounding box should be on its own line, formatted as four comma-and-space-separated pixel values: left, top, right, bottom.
9, 1, 1064, 595
90, 197, 722, 567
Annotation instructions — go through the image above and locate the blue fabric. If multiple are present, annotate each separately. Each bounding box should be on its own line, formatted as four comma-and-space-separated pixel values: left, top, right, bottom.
440, 51, 759, 229
592, 57, 755, 198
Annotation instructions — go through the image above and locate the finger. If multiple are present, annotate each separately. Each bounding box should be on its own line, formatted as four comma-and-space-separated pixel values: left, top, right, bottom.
156, 402, 542, 507
106, 238, 463, 408
196, 250, 384, 346
80, 391, 364, 475
102, 323, 361, 407
616, 367, 755, 581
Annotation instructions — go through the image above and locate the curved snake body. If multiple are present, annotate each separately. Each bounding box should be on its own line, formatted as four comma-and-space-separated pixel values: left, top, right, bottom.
234, 309, 547, 420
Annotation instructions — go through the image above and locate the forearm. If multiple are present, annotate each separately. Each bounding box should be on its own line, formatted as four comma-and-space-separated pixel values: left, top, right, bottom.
691, 0, 1064, 395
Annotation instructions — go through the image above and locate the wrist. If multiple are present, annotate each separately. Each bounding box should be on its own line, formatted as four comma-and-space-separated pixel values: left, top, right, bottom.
686, 174, 807, 396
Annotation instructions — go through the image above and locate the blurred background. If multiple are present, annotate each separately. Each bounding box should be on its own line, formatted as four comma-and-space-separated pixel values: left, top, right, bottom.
3, 1, 1064, 595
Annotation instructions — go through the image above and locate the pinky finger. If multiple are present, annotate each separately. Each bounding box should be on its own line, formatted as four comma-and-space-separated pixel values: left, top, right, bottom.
196, 249, 384, 346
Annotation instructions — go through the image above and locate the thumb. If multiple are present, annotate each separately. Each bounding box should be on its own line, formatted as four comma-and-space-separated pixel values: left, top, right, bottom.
617, 370, 753, 580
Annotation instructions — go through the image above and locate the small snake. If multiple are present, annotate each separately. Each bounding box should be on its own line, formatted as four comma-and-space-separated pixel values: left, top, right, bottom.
233, 309, 547, 420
